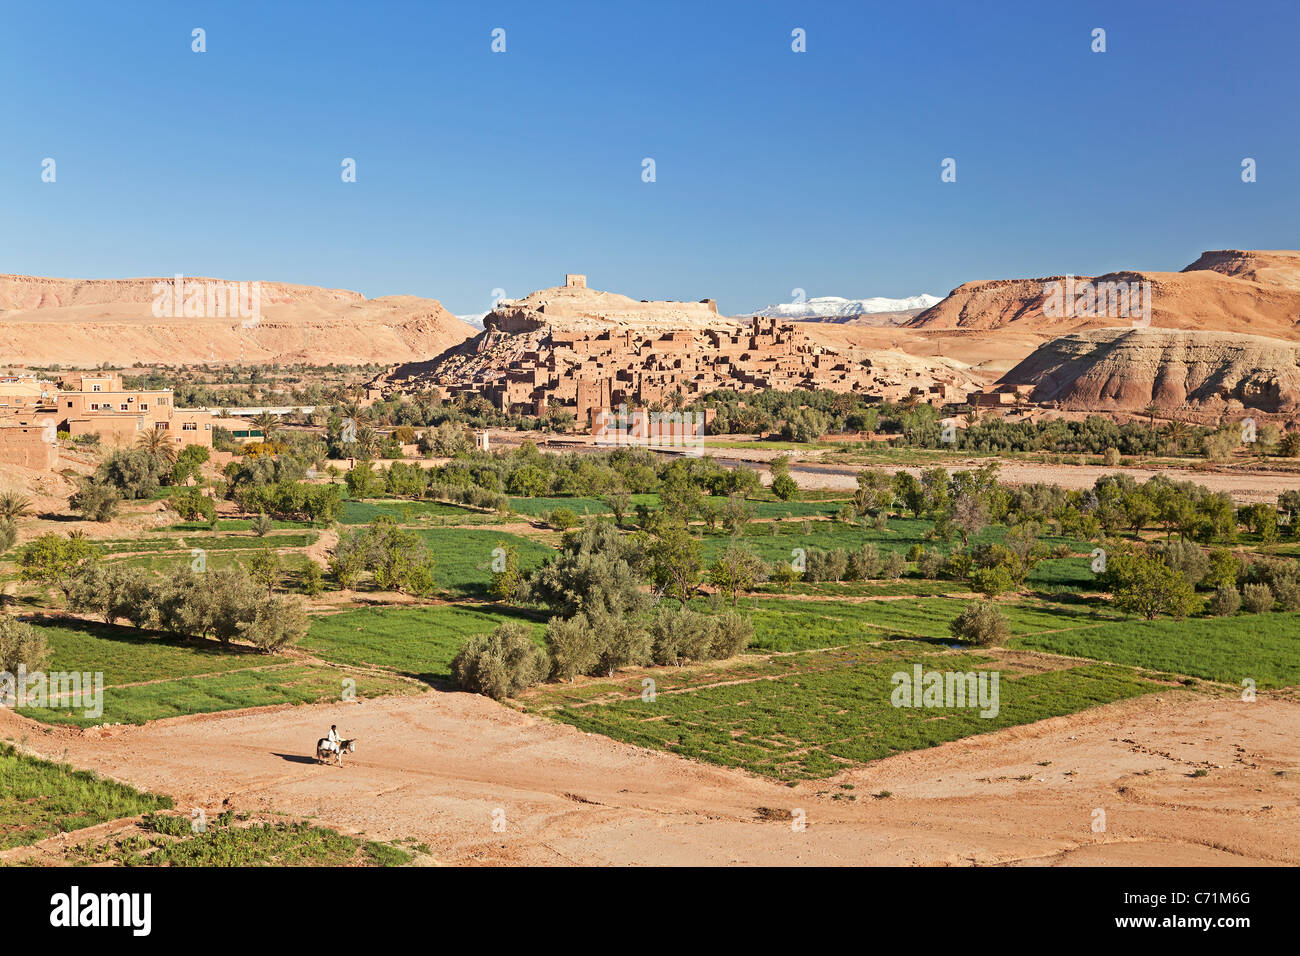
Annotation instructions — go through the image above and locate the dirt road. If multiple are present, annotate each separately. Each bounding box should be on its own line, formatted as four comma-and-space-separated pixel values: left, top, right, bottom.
4, 689, 1296, 866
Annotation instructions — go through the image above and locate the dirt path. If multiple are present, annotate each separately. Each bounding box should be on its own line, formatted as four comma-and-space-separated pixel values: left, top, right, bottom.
3, 689, 1296, 866
778, 459, 1300, 504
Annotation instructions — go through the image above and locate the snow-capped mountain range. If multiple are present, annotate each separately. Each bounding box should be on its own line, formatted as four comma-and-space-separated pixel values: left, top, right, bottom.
749, 294, 941, 319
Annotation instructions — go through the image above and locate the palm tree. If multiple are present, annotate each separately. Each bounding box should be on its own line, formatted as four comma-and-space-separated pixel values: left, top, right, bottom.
0, 491, 33, 521
1165, 418, 1190, 455
137, 427, 177, 464
251, 412, 279, 444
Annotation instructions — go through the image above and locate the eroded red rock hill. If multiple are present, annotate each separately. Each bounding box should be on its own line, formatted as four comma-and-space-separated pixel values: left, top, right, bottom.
0, 274, 476, 365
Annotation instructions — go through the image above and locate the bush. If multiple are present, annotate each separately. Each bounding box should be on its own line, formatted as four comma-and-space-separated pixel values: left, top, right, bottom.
915, 549, 945, 579
1151, 538, 1209, 587
546, 507, 580, 531
545, 614, 600, 681
649, 606, 715, 666
846, 544, 879, 581
0, 518, 16, 554
0, 614, 50, 673
239, 595, 310, 652
172, 487, 216, 522
949, 600, 1010, 647
450, 623, 549, 700
647, 607, 753, 666
879, 551, 907, 580
1270, 576, 1300, 612
1206, 585, 1240, 617
770, 474, 799, 501
300, 561, 325, 597
1240, 583, 1275, 614
709, 611, 753, 659
70, 481, 121, 522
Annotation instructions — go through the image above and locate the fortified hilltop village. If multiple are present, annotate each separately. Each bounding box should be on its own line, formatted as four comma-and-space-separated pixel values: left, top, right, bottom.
377, 274, 976, 427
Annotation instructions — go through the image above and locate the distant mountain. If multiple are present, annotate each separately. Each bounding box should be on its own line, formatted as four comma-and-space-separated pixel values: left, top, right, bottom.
749, 294, 942, 320
0, 274, 477, 366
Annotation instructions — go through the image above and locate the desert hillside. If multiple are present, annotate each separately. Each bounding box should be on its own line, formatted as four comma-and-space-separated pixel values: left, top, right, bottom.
907, 250, 1300, 341
999, 327, 1300, 415
0, 274, 476, 366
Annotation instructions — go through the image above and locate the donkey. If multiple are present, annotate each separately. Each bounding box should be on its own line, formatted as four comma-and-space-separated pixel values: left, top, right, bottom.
316, 737, 356, 766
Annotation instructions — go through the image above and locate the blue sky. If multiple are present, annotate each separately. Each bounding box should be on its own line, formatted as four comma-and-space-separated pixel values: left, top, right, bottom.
1, 0, 1295, 315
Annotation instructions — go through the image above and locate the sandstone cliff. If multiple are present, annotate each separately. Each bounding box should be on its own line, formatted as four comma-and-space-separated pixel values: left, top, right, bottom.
999, 328, 1300, 414
907, 250, 1300, 341
0, 275, 476, 366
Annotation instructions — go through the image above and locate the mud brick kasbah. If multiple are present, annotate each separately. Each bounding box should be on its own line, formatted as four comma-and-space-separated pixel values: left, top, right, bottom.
377, 275, 977, 427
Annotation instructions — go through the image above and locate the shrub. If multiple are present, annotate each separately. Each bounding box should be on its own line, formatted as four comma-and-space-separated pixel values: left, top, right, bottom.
915, 548, 945, 579
239, 595, 309, 652
649, 606, 716, 666
172, 487, 216, 522
546, 507, 580, 531
969, 563, 1015, 597
1270, 576, 1300, 612
1151, 538, 1209, 587
879, 551, 907, 580
300, 561, 325, 597
545, 614, 600, 681
0, 614, 49, 673
252, 512, 273, 537
771, 474, 799, 501
0, 518, 16, 554
1240, 583, 1275, 614
709, 611, 753, 659
846, 544, 879, 581
450, 623, 549, 700
1206, 585, 1240, 617
949, 600, 1010, 647
70, 481, 121, 522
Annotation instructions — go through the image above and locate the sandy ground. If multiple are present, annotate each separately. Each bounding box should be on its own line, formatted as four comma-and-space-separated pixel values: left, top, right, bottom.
782, 459, 1300, 504
4, 689, 1296, 866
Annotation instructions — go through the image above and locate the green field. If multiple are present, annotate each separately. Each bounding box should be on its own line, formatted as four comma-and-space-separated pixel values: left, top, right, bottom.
733, 595, 1108, 652
548, 651, 1160, 779
19, 619, 417, 728
68, 812, 412, 866
1013, 612, 1300, 688
414, 528, 555, 596
97, 531, 318, 555
341, 499, 476, 524
303, 604, 545, 683
0, 742, 172, 849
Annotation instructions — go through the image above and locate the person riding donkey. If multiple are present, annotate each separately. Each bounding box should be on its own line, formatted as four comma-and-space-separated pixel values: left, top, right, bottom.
323, 724, 341, 755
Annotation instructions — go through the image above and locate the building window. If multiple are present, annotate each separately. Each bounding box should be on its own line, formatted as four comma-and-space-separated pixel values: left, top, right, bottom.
120, 404, 129, 411
91, 385, 101, 392
182, 422, 197, 431
155, 422, 169, 431
140, 403, 148, 411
